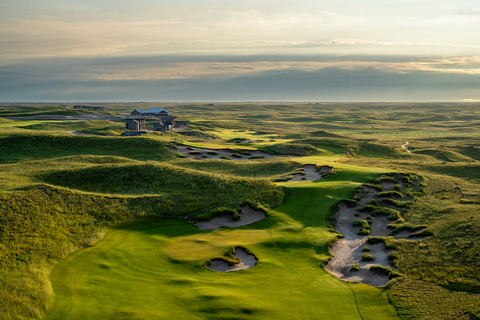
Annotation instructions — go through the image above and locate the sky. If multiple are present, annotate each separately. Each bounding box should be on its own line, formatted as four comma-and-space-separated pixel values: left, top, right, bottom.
1, 0, 480, 102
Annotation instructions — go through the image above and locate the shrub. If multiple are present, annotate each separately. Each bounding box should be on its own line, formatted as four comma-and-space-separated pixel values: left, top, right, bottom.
364, 183, 383, 191
382, 198, 414, 208
394, 184, 401, 191
231, 154, 243, 158
189, 151, 202, 155
363, 246, 370, 252
359, 205, 401, 220
362, 253, 374, 261
378, 191, 403, 198
353, 219, 371, 235
207, 151, 218, 155
342, 199, 358, 208
235, 150, 252, 155
248, 156, 265, 160
375, 176, 397, 183
359, 205, 375, 212
350, 264, 360, 271
232, 213, 241, 221
220, 156, 231, 160
369, 265, 401, 278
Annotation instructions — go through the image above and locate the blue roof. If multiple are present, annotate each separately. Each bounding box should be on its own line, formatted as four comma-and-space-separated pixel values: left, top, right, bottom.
133, 108, 168, 114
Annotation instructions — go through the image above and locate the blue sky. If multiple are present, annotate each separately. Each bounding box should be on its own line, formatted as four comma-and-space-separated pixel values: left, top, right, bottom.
1, 0, 480, 101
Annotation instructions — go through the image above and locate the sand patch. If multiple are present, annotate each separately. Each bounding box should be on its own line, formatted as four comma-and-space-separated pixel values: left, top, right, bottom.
287, 164, 333, 182
194, 205, 266, 230
170, 144, 282, 161
326, 184, 396, 286
393, 229, 411, 237
207, 247, 258, 272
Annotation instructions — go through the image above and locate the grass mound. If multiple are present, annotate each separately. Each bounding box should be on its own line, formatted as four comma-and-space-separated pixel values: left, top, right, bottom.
266, 143, 317, 156
349, 142, 406, 159
0, 118, 13, 124
0, 133, 176, 163
0, 106, 83, 117
414, 148, 473, 162
19, 120, 124, 135
39, 162, 280, 193
173, 158, 301, 179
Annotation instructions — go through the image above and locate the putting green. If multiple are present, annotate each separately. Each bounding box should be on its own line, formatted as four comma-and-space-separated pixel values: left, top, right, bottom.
44, 151, 398, 320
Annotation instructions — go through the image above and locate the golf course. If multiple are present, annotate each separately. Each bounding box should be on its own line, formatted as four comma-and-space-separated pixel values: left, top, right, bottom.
1, 103, 479, 319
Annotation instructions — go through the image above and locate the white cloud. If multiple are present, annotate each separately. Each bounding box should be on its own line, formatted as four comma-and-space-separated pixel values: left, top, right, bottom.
454, 8, 480, 15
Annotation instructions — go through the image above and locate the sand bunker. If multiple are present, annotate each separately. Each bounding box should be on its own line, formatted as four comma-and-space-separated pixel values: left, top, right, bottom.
170, 144, 283, 161
194, 205, 266, 230
287, 164, 333, 182
207, 247, 257, 272
326, 183, 400, 287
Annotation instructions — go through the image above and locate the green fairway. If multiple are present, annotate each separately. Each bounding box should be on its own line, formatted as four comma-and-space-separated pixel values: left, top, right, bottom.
44, 154, 397, 320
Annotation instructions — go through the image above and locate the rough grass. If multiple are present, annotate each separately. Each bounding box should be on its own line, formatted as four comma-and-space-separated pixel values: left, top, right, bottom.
37, 163, 285, 211
266, 142, 318, 156
19, 120, 124, 135
0, 106, 83, 117
0, 133, 177, 164
172, 158, 301, 179
389, 279, 480, 319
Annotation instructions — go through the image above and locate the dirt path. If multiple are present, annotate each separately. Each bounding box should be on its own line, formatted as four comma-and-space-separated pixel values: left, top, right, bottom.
207, 247, 257, 272
194, 205, 266, 230
401, 141, 413, 154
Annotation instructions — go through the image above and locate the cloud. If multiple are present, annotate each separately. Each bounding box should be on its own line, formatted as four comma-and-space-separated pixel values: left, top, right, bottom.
2, 67, 480, 102
3, 55, 480, 83
454, 8, 480, 15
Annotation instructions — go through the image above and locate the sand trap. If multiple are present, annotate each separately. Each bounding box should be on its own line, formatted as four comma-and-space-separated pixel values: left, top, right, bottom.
287, 165, 333, 182
170, 144, 283, 161
393, 229, 412, 237
326, 185, 397, 286
194, 205, 266, 230
207, 247, 258, 272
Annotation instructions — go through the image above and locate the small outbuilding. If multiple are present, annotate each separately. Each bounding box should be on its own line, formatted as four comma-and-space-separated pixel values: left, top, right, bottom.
125, 118, 146, 131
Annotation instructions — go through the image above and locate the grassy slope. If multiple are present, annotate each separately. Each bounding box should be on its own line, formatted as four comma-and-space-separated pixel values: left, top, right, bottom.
0, 133, 174, 164
45, 155, 397, 320
19, 120, 125, 136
